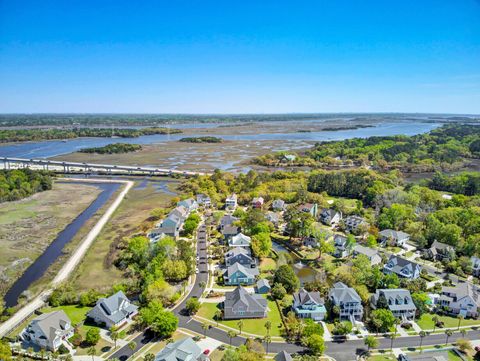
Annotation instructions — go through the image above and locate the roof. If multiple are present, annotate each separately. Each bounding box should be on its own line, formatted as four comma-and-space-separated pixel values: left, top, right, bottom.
373, 289, 416, 311
353, 244, 378, 258
170, 205, 188, 218
30, 310, 71, 343
275, 351, 293, 361
321, 208, 340, 218
430, 240, 454, 252
225, 263, 259, 278
442, 282, 480, 306
177, 198, 198, 209
384, 255, 422, 277
329, 282, 362, 304
220, 214, 238, 226
222, 225, 239, 236
293, 288, 323, 307
229, 233, 251, 246
154, 337, 202, 361
379, 229, 410, 240
272, 199, 285, 208
256, 279, 271, 289
226, 194, 237, 201
226, 247, 251, 258
334, 234, 348, 246
298, 203, 315, 212
252, 197, 264, 203
224, 286, 268, 314
89, 291, 138, 325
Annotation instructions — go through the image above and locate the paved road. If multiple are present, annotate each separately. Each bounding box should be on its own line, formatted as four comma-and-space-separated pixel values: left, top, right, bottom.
0, 179, 133, 338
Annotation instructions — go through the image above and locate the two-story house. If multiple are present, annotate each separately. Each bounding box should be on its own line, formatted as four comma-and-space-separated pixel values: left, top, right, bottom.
196, 194, 211, 208
224, 263, 259, 285
251, 197, 264, 209
472, 257, 480, 277
371, 289, 417, 320
383, 255, 422, 280
272, 199, 286, 212
154, 337, 205, 361
87, 291, 138, 329
177, 198, 199, 213
328, 282, 363, 321
319, 209, 342, 226
344, 215, 369, 233
228, 233, 251, 248
333, 234, 353, 258
437, 282, 480, 318
424, 240, 455, 261
293, 288, 327, 321
297, 203, 318, 218
225, 194, 238, 210
223, 286, 268, 319
21, 311, 74, 351
379, 229, 410, 247
225, 248, 256, 268
352, 244, 382, 266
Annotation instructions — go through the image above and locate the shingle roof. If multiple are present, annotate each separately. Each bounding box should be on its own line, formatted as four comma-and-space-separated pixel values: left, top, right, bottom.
275, 351, 293, 361
372, 289, 416, 311
225, 263, 259, 278
329, 282, 361, 304
154, 337, 202, 361
256, 279, 270, 289
224, 286, 267, 315
30, 310, 71, 343
384, 255, 422, 277
89, 291, 138, 325
353, 244, 378, 258
379, 229, 410, 240
229, 233, 251, 246
293, 288, 323, 306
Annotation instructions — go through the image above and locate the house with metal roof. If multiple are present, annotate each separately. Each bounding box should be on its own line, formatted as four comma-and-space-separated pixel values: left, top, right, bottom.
383, 255, 422, 280
87, 291, 138, 328
293, 288, 326, 321
328, 282, 363, 321
371, 289, 417, 319
223, 286, 268, 319
21, 311, 73, 351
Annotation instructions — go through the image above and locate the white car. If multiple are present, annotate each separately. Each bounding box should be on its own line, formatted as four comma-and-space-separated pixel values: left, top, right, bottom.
195, 268, 199, 274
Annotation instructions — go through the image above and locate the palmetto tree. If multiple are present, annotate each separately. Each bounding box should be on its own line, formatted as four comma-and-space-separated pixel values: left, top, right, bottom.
432, 316, 439, 334
201, 323, 209, 337
110, 327, 119, 349
144, 353, 155, 361
214, 310, 223, 326
389, 333, 398, 351
264, 321, 272, 336
87, 346, 96, 361
237, 320, 244, 335
228, 331, 236, 345
445, 329, 453, 345
457, 315, 464, 330
364, 336, 378, 353
460, 329, 467, 338
373, 318, 382, 336
263, 335, 272, 354
419, 331, 427, 352
128, 341, 137, 356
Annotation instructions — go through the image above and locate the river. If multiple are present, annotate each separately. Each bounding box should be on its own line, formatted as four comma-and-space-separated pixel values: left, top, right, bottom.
0, 121, 440, 160
3, 181, 121, 308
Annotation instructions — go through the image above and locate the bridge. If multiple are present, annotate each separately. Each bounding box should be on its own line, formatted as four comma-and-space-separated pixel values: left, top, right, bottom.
1, 157, 210, 177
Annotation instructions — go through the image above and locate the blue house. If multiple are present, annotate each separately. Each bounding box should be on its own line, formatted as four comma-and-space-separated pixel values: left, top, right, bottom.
293, 288, 327, 321
224, 263, 259, 286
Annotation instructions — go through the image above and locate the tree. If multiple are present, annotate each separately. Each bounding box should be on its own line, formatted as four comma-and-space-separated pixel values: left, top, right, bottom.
263, 335, 271, 354
457, 314, 464, 330
271, 283, 287, 300
370, 309, 395, 333
85, 328, 101, 346
457, 338, 472, 354
364, 336, 378, 352
87, 346, 96, 361
140, 300, 178, 337
237, 320, 244, 335
201, 323, 209, 338
186, 297, 201, 315
317, 241, 335, 260
264, 321, 272, 336
419, 331, 426, 352
228, 331, 237, 345
445, 329, 453, 345
0, 340, 12, 361
432, 315, 439, 334
274, 265, 300, 293
389, 333, 398, 350
128, 341, 137, 354
333, 321, 353, 336
306, 334, 325, 355
251, 232, 272, 258
214, 310, 223, 326
372, 318, 383, 336
144, 353, 155, 361
110, 327, 119, 349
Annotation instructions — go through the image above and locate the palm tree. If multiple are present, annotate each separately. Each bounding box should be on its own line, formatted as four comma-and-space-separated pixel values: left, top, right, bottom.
364, 336, 378, 353
39, 348, 46, 360
457, 315, 464, 330
128, 341, 137, 356
214, 310, 222, 326
201, 323, 209, 337
51, 351, 59, 360
432, 315, 439, 334
419, 331, 426, 352
228, 331, 236, 345
445, 329, 454, 345
460, 329, 467, 338
110, 327, 119, 349
389, 333, 398, 351
237, 320, 244, 335
264, 321, 272, 336
144, 353, 155, 361
263, 335, 272, 354
393, 318, 400, 337
87, 346, 96, 361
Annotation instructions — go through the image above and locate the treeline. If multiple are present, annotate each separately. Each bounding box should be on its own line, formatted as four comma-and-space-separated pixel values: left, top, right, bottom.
179, 136, 223, 143
79, 143, 142, 154
429, 172, 480, 196
0, 127, 182, 143
0, 169, 53, 202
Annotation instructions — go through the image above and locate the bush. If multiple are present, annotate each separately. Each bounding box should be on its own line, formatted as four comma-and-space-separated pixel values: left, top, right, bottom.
70, 333, 83, 347
57, 345, 69, 354
85, 328, 101, 346
401, 323, 412, 329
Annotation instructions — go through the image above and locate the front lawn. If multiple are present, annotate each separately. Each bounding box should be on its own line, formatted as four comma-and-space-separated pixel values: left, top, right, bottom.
197, 298, 283, 337
40, 305, 91, 326
417, 314, 480, 330
368, 354, 396, 361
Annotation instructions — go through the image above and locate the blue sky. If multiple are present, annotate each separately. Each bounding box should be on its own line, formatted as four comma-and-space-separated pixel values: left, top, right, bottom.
0, 0, 479, 114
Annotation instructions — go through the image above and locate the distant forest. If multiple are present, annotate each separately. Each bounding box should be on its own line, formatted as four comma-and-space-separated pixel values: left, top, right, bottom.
179, 136, 223, 143
0, 127, 182, 143
0, 113, 478, 127
79, 143, 142, 154
0, 169, 53, 203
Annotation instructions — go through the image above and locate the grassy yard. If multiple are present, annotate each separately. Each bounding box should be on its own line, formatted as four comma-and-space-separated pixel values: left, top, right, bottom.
259, 258, 276, 273
209, 349, 225, 361
72, 180, 179, 292
197, 298, 284, 337
417, 314, 480, 330
368, 353, 396, 361
40, 305, 91, 326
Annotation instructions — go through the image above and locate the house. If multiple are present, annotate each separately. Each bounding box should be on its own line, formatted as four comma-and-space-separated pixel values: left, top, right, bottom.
222, 225, 240, 240
437, 282, 480, 318
87, 291, 138, 328
333, 234, 352, 258
223, 286, 268, 319
266, 212, 280, 226
154, 337, 205, 361
424, 240, 455, 261
281, 154, 296, 162
297, 203, 318, 218
371, 289, 417, 319
177, 198, 199, 213
196, 194, 211, 207
275, 351, 293, 361
219, 214, 239, 230
320, 209, 342, 226
224, 263, 259, 285
256, 279, 271, 294
21, 311, 74, 351
328, 282, 363, 321
225, 194, 238, 209
379, 229, 410, 247
225, 247, 256, 267
472, 256, 480, 276
293, 288, 327, 321
383, 255, 422, 280
228, 233, 251, 248
352, 245, 382, 266
272, 199, 286, 212
151, 213, 183, 239
251, 197, 264, 209
344, 215, 368, 233
170, 205, 189, 220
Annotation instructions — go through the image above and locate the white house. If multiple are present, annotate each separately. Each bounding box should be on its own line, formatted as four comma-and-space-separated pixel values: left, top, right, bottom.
225, 194, 238, 209
437, 282, 480, 318
87, 291, 138, 328
21, 311, 74, 351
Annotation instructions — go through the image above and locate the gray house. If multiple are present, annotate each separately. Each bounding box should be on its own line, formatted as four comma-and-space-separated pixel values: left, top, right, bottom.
297, 203, 318, 218
328, 282, 363, 321
293, 289, 327, 321
219, 214, 239, 230
379, 229, 410, 247
333, 234, 352, 258
383, 255, 422, 280
223, 286, 268, 319
196, 194, 211, 207
225, 247, 255, 267
275, 351, 293, 361
320, 209, 342, 226
371, 289, 417, 319
224, 263, 259, 286
352, 245, 382, 266
177, 198, 199, 213
256, 279, 271, 294
154, 337, 205, 361
437, 282, 480, 318
344, 215, 368, 233
87, 291, 138, 328
424, 240, 455, 261
272, 199, 286, 212
472, 257, 480, 277
222, 225, 239, 240
22, 311, 73, 351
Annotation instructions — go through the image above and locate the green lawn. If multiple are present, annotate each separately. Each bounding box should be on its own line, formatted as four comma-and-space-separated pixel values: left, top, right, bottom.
368, 354, 396, 361
40, 305, 91, 326
259, 258, 276, 273
197, 298, 284, 337
417, 314, 480, 330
